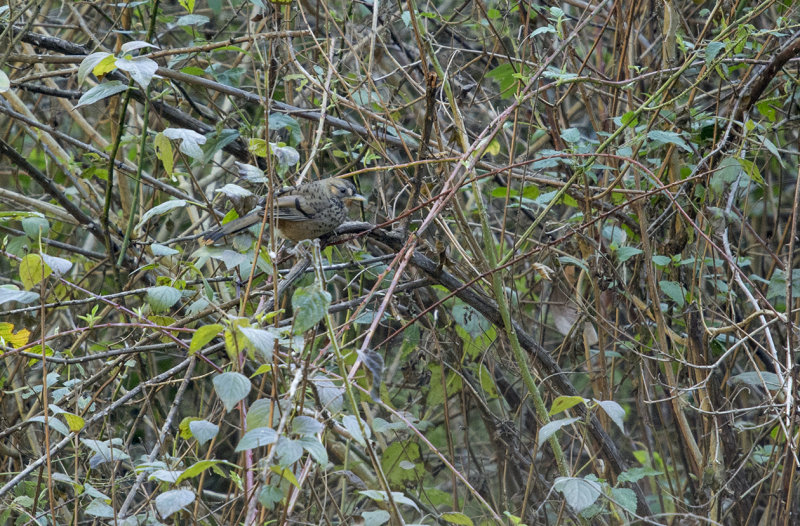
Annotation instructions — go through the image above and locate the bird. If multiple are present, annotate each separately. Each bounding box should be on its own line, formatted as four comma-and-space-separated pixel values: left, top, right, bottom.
200, 177, 366, 244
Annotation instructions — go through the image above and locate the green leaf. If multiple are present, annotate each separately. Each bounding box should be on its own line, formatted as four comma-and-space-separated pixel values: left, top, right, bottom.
542, 66, 577, 83
92, 53, 118, 77
136, 200, 187, 230
275, 437, 304, 467
190, 324, 223, 354
268, 113, 303, 145
85, 500, 115, 518
736, 157, 764, 185
427, 363, 463, 406
762, 136, 783, 166
342, 414, 369, 447
382, 441, 424, 486
75, 479, 104, 502
151, 243, 179, 257
553, 476, 602, 512
298, 436, 328, 466
163, 128, 207, 159
292, 415, 323, 436
81, 438, 130, 466
115, 56, 158, 89
179, 416, 203, 439
651, 255, 671, 267
611, 487, 637, 515
709, 156, 742, 194
765, 268, 800, 301
620, 111, 638, 127
207, 249, 249, 270
149, 469, 182, 483
176, 14, 209, 26
120, 41, 157, 54
441, 512, 474, 526
235, 427, 278, 452
246, 398, 272, 429
202, 129, 241, 165
146, 285, 182, 313
538, 417, 580, 447
558, 255, 589, 273
0, 285, 39, 305
705, 41, 726, 66
258, 485, 284, 510
238, 327, 275, 362
504, 511, 525, 525
362, 510, 390, 526
531, 25, 556, 38
21, 216, 50, 238
756, 100, 776, 122
594, 399, 625, 432
76, 81, 128, 108
647, 130, 691, 153
188, 420, 219, 445
615, 246, 642, 263
28, 415, 69, 436
249, 138, 268, 157
549, 395, 586, 416
486, 62, 518, 98
0, 322, 31, 348
291, 284, 331, 333
618, 466, 662, 483
658, 280, 686, 307
359, 490, 420, 512
78, 52, 113, 84
561, 128, 581, 143
154, 489, 195, 518
213, 371, 251, 412
452, 302, 490, 339
0, 210, 45, 221
478, 364, 498, 399
728, 371, 782, 391
41, 254, 72, 275
312, 375, 343, 414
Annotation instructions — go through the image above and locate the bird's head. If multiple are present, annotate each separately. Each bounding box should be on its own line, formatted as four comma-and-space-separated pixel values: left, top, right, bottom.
329, 179, 366, 205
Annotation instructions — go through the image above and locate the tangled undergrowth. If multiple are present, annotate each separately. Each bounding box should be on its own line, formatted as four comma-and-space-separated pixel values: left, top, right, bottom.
1, 0, 799, 524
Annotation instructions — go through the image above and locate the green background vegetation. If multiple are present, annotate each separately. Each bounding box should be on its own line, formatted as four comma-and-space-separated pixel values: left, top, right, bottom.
0, 0, 799, 524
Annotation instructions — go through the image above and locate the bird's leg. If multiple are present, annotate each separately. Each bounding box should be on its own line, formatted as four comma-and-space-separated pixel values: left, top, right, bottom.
287, 238, 315, 258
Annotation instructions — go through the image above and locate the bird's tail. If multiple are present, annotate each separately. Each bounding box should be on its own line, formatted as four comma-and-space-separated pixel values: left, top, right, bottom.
200, 213, 263, 244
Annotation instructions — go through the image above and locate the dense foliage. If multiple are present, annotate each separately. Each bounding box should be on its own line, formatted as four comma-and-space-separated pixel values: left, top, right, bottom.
1, 0, 799, 524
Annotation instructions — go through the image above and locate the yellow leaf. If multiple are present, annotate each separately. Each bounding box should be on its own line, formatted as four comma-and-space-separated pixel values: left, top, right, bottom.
63, 413, 85, 432
92, 54, 118, 78
19, 254, 52, 290
248, 138, 268, 158
154, 132, 174, 175
179, 417, 202, 439
270, 466, 300, 489
0, 322, 31, 349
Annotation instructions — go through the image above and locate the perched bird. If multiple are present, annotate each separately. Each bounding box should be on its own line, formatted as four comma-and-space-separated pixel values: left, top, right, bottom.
201, 177, 365, 244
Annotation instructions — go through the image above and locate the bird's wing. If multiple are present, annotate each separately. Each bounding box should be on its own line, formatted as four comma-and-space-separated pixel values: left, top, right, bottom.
273, 193, 317, 222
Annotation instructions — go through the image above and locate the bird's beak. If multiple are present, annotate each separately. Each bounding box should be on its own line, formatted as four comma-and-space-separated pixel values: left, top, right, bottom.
346, 194, 367, 204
